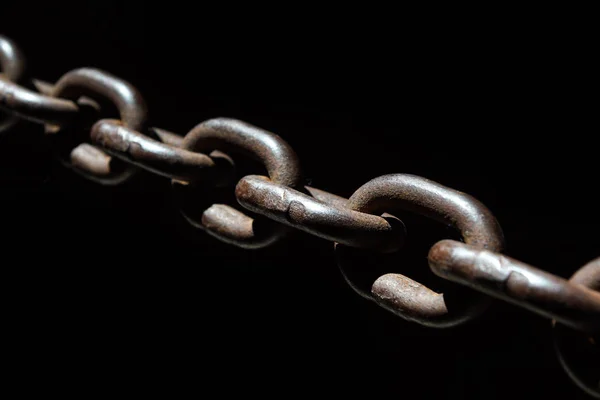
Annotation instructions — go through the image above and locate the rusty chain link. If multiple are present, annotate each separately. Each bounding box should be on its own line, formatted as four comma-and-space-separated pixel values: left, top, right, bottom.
334, 173, 505, 327
1, 35, 598, 397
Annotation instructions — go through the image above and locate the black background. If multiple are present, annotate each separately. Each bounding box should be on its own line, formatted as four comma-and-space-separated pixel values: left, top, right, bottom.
1, 3, 598, 398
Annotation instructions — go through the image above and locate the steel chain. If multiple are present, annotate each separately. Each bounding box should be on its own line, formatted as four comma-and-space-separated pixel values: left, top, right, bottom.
1, 35, 598, 398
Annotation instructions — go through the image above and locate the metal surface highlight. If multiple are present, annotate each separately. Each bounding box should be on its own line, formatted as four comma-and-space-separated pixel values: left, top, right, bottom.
177, 118, 302, 248
336, 174, 505, 327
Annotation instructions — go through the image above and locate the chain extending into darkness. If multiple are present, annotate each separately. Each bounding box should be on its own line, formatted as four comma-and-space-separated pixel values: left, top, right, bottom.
1, 35, 598, 398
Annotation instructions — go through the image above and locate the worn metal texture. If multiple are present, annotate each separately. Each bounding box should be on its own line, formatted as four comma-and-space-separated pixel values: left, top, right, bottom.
0, 35, 26, 81
236, 175, 405, 252
0, 35, 27, 132
182, 118, 302, 186
49, 68, 149, 185
335, 173, 505, 327
0, 78, 80, 126
553, 259, 600, 398
176, 118, 302, 248
428, 240, 600, 332
91, 119, 233, 183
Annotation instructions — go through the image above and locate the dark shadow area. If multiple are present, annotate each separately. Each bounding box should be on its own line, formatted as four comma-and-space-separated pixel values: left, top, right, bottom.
1, 3, 597, 398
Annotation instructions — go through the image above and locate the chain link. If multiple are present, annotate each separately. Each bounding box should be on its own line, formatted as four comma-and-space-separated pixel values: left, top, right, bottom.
1, 35, 598, 397
91, 119, 232, 183
553, 259, 600, 398
0, 35, 27, 132
335, 173, 505, 327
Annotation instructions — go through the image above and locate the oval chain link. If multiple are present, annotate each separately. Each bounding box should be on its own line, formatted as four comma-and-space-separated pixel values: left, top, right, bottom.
429, 240, 600, 332
335, 174, 505, 328
48, 68, 149, 184
175, 118, 302, 249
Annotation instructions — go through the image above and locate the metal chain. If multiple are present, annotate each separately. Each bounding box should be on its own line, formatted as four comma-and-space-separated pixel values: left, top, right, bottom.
1, 35, 598, 398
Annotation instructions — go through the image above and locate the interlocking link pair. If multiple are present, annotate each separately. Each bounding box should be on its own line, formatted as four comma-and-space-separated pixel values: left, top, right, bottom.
1, 34, 598, 397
